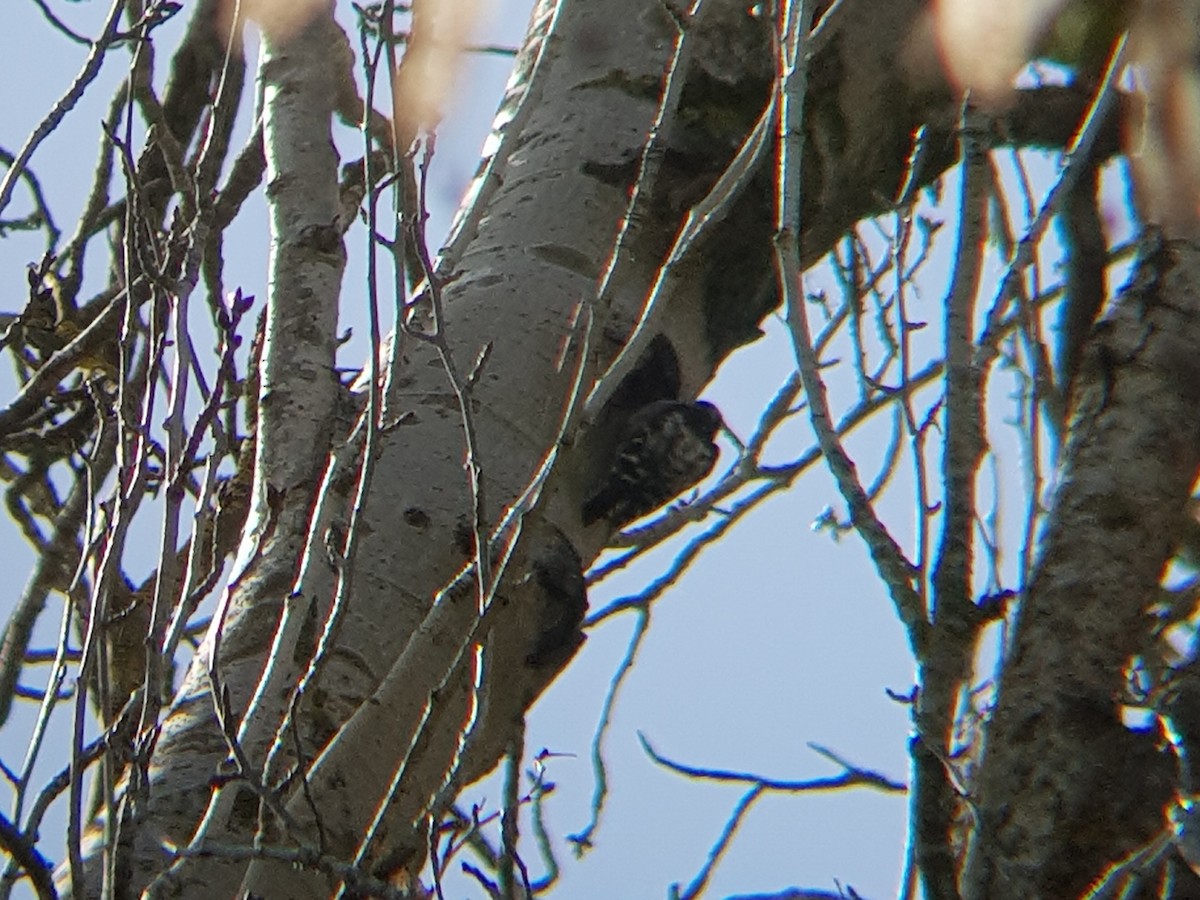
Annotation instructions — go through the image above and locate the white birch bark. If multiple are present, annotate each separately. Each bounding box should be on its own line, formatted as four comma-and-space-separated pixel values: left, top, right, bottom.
63, 1, 773, 895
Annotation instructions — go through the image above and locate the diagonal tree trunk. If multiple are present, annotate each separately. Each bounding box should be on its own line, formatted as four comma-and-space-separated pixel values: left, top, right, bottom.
964, 227, 1200, 898
31, 1, 1198, 897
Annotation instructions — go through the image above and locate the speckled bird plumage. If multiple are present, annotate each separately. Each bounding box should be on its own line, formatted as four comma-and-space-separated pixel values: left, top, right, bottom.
582, 399, 722, 527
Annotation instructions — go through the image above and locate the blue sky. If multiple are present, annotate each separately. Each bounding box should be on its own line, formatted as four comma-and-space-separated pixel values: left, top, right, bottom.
0, 3, 1131, 898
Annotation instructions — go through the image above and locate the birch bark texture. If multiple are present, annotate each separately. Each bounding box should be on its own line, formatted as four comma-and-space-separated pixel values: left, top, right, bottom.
65, 1, 780, 896
37, 0, 1200, 898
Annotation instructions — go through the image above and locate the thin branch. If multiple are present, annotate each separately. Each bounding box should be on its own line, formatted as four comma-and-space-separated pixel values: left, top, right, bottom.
0, 0, 128, 217
774, 0, 925, 655
677, 784, 764, 900
567, 607, 650, 854
639, 733, 905, 794
0, 810, 56, 900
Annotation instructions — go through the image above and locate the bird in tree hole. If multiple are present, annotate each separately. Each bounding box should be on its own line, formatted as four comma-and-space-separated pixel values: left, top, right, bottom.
582, 399, 723, 528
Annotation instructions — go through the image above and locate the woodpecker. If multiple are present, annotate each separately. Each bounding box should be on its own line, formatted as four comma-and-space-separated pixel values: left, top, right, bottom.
582, 399, 722, 528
